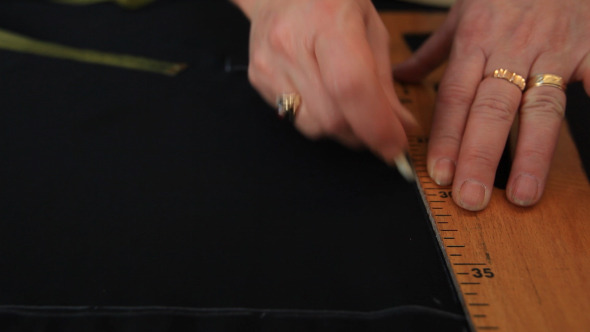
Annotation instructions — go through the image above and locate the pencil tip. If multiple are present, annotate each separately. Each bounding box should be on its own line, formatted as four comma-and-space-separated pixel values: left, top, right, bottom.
394, 154, 415, 182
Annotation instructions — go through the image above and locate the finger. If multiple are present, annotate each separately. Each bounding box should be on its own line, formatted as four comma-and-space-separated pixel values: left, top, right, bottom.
393, 3, 459, 83
248, 48, 321, 133
254, 35, 365, 149
314, 16, 409, 163
507, 61, 569, 207
250, 12, 363, 149
452, 60, 530, 211
247, 49, 294, 111
283, 27, 364, 148
251, 7, 360, 148
365, 6, 420, 134
426, 47, 485, 187
293, 75, 365, 150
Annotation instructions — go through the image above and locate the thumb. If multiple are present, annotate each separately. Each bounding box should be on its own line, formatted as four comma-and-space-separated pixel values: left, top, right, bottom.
393, 4, 458, 83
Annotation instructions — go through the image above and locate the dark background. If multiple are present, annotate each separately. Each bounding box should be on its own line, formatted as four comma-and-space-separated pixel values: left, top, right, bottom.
0, 1, 587, 331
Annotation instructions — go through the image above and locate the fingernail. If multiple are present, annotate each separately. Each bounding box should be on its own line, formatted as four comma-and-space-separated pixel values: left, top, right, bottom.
430, 158, 455, 186
458, 179, 487, 211
510, 174, 539, 206
394, 153, 415, 182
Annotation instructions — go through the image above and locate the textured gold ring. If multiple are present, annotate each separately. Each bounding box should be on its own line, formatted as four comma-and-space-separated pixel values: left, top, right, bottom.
276, 93, 301, 122
527, 74, 566, 91
491, 68, 526, 91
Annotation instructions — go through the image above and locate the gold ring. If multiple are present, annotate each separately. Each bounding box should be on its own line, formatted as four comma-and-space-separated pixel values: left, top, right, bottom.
491, 68, 526, 91
277, 93, 301, 122
527, 74, 566, 91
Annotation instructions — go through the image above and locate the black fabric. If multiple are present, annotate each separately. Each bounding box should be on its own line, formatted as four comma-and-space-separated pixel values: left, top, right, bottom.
0, 2, 468, 330
0, 1, 468, 331
0, 1, 587, 331
565, 82, 590, 177
0, 306, 467, 332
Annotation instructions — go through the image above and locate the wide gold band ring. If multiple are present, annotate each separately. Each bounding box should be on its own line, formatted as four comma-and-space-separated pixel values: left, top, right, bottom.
527, 74, 566, 91
277, 93, 301, 122
491, 68, 526, 91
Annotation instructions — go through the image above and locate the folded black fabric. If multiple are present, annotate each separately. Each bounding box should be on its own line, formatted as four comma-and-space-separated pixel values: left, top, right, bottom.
0, 305, 468, 332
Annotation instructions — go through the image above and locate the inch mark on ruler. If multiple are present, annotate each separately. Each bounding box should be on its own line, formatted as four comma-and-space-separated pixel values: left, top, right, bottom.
407, 132, 498, 332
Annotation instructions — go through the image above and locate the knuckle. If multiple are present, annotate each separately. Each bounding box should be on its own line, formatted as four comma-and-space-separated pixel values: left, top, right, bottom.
433, 132, 462, 148
519, 147, 547, 166
314, 0, 359, 23
325, 69, 365, 100
247, 51, 275, 88
437, 83, 474, 109
247, 64, 259, 87
462, 146, 499, 170
299, 127, 323, 141
321, 115, 349, 135
471, 95, 517, 124
267, 20, 296, 60
522, 91, 565, 120
249, 51, 269, 75
314, 0, 340, 17
454, 12, 489, 47
455, 26, 481, 46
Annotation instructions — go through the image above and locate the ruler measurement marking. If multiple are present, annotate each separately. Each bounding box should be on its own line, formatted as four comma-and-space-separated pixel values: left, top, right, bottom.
405, 83, 498, 332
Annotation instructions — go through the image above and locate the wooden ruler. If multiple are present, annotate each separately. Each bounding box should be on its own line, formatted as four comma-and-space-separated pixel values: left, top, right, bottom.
381, 12, 590, 331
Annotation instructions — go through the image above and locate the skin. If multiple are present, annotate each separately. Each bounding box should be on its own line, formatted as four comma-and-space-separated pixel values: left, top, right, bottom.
231, 0, 590, 211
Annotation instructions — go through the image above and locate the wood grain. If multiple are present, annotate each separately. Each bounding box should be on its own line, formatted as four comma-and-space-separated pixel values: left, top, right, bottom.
381, 11, 590, 332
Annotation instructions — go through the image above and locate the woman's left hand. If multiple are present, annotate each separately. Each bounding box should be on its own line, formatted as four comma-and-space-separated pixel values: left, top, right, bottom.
395, 0, 590, 211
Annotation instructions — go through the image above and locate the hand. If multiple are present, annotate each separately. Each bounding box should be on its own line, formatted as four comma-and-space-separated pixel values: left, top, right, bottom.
232, 0, 418, 166
395, 0, 590, 211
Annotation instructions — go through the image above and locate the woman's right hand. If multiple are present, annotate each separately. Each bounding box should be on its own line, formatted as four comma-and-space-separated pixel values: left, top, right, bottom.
231, 0, 418, 166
